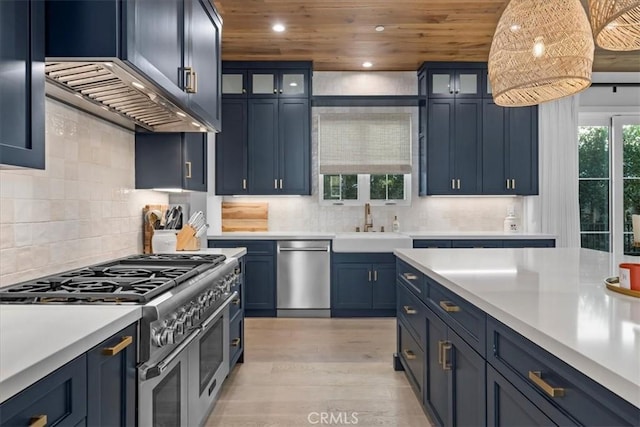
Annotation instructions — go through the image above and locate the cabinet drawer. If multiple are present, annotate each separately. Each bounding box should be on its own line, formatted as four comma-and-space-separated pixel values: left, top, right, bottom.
488, 317, 640, 426
398, 321, 425, 397
428, 278, 486, 356
397, 282, 427, 347
396, 259, 427, 301
209, 240, 275, 255
229, 313, 244, 366
229, 286, 243, 320
451, 239, 503, 248
0, 355, 87, 427
413, 239, 452, 248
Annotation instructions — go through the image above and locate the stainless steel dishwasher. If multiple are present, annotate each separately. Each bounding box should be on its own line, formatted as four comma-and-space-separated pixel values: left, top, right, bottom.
277, 240, 331, 317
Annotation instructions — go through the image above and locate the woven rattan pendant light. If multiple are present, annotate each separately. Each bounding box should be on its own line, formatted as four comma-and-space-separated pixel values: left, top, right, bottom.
488, 0, 594, 107
590, 0, 640, 51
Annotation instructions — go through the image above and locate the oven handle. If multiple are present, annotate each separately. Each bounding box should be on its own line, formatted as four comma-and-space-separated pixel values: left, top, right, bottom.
139, 328, 201, 381
200, 291, 238, 331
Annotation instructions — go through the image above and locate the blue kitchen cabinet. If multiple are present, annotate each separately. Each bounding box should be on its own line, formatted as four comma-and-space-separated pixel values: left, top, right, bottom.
0, 0, 45, 169
413, 240, 453, 248
331, 253, 396, 317
45, 0, 222, 130
228, 255, 245, 369
426, 98, 482, 195
0, 355, 87, 427
502, 239, 555, 248
426, 68, 484, 99
483, 100, 539, 195
248, 98, 279, 194
247, 68, 311, 98
216, 98, 248, 195
135, 132, 207, 191
208, 240, 277, 317
451, 240, 504, 248
87, 324, 137, 427
413, 239, 556, 248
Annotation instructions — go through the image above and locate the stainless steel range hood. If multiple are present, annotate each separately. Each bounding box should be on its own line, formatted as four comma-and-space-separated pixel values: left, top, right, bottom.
45, 60, 208, 132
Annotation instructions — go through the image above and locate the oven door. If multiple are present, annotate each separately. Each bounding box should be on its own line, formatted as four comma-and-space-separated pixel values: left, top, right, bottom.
188, 298, 232, 425
138, 329, 200, 427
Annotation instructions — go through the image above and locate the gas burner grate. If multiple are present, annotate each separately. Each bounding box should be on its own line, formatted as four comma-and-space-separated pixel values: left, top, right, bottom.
60, 266, 195, 279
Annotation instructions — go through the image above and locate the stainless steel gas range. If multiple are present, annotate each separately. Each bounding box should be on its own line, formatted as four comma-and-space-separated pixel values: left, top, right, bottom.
0, 253, 240, 427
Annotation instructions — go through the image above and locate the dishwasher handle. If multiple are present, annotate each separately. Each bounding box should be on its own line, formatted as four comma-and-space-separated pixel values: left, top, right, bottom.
278, 247, 329, 252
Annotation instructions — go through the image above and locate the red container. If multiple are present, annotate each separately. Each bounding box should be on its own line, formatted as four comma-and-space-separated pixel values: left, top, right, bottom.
619, 263, 640, 291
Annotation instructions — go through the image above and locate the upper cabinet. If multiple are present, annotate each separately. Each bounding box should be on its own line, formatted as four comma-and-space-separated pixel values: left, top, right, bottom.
0, 0, 45, 169
418, 62, 538, 196
216, 62, 312, 196
45, 0, 222, 131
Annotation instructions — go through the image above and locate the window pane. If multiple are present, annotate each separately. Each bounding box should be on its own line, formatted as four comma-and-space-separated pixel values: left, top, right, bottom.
581, 233, 610, 252
387, 174, 405, 199
343, 175, 358, 200
624, 178, 640, 232
623, 124, 640, 178
579, 126, 609, 178
370, 174, 405, 200
623, 125, 640, 246
323, 175, 341, 200
370, 175, 387, 200
323, 175, 357, 200
579, 180, 609, 232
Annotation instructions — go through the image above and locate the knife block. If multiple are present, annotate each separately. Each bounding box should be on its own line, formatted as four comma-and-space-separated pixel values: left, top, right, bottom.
175, 225, 200, 251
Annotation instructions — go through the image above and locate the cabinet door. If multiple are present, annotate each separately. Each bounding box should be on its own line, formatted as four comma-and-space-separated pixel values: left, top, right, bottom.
186, 0, 221, 130
249, 70, 277, 96
183, 132, 207, 191
0, 355, 87, 427
222, 71, 247, 97
279, 98, 310, 195
372, 263, 396, 309
248, 99, 279, 194
427, 99, 455, 195
87, 324, 137, 427
508, 106, 538, 195
451, 240, 503, 248
216, 98, 248, 195
453, 99, 482, 194
0, 0, 45, 169
135, 133, 184, 189
413, 240, 453, 248
124, 0, 186, 104
279, 70, 309, 97
502, 239, 555, 248
487, 365, 556, 427
333, 263, 373, 309
454, 70, 483, 98
449, 331, 486, 427
482, 100, 509, 195
425, 308, 449, 426
428, 70, 455, 98
244, 255, 276, 312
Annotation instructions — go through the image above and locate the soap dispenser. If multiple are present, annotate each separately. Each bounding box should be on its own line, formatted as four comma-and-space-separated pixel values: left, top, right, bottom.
392, 215, 400, 232
503, 205, 520, 233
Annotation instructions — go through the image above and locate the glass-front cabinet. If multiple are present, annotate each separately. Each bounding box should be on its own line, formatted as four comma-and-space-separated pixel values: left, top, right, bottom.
248, 69, 309, 97
427, 69, 483, 98
222, 72, 247, 96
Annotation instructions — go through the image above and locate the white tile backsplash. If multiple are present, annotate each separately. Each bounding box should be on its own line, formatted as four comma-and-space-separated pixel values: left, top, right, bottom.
0, 98, 168, 286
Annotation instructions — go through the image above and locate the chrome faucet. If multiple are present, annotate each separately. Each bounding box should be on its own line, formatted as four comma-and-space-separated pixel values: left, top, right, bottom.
364, 203, 374, 232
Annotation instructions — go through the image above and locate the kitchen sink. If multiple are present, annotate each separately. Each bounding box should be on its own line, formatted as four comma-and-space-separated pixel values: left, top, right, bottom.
332, 232, 412, 253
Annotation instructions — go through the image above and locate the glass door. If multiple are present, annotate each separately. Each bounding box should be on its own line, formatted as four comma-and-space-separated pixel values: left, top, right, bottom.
613, 116, 640, 255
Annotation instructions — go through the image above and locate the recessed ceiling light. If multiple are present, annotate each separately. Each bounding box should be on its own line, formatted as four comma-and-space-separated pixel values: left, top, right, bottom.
192, 121, 200, 127
272, 23, 285, 32
289, 82, 298, 87
375, 25, 385, 32
362, 61, 373, 68
132, 81, 145, 90
176, 111, 186, 118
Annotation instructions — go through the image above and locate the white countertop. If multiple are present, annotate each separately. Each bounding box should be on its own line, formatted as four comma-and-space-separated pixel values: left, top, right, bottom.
394, 248, 640, 408
0, 305, 141, 403
208, 231, 555, 241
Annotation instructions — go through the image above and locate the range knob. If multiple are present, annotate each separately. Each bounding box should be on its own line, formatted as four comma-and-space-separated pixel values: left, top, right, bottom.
152, 328, 164, 347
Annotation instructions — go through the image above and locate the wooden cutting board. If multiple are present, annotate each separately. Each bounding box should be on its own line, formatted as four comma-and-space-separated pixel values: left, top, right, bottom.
221, 202, 268, 232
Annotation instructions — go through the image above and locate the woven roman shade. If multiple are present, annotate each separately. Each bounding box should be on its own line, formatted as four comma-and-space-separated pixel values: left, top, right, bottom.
488, 0, 594, 107
318, 113, 412, 175
590, 0, 640, 51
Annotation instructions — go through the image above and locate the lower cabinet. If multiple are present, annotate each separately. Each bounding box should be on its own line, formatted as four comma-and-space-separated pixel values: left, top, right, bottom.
413, 238, 555, 248
209, 240, 276, 317
229, 256, 245, 369
0, 323, 137, 427
331, 253, 396, 317
87, 323, 137, 426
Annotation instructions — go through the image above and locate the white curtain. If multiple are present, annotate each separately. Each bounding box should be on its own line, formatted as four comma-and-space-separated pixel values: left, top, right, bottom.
524, 96, 581, 248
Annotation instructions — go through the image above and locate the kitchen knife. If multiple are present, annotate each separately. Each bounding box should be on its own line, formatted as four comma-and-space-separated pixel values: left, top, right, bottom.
195, 223, 208, 238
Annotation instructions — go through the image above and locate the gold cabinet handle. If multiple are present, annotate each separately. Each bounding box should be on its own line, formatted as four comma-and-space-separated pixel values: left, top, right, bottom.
192, 71, 198, 94
232, 298, 240, 305
442, 342, 452, 370
374, 270, 378, 281
102, 336, 133, 356
185, 67, 196, 93
439, 300, 460, 312
403, 305, 416, 315
506, 179, 511, 189
402, 272, 417, 281
29, 415, 47, 427
438, 340, 445, 366
231, 338, 241, 347
457, 179, 461, 189
274, 179, 278, 189
185, 161, 192, 178
279, 178, 283, 189
402, 349, 416, 360
511, 179, 516, 189
242, 179, 247, 190
528, 371, 565, 397
451, 179, 455, 189
368, 270, 372, 282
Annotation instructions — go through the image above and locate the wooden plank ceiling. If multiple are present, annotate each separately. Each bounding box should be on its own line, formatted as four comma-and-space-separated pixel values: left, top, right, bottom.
213, 0, 640, 72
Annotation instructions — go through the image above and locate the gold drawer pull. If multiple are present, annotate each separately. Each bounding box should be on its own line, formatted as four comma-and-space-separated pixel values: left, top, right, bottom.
403, 273, 418, 281
102, 336, 133, 356
439, 300, 460, 312
442, 342, 452, 370
528, 371, 565, 397
30, 415, 47, 427
403, 305, 417, 315
232, 298, 241, 305
231, 338, 241, 347
438, 340, 445, 366
185, 161, 192, 178
402, 349, 416, 360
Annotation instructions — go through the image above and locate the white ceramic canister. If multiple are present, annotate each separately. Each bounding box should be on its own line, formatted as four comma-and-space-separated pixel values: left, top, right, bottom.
151, 230, 178, 253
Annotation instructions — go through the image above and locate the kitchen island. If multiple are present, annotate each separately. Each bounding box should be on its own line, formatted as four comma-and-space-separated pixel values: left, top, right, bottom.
394, 247, 640, 426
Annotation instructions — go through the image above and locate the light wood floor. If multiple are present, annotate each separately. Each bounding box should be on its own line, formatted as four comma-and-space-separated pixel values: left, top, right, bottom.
205, 318, 434, 427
